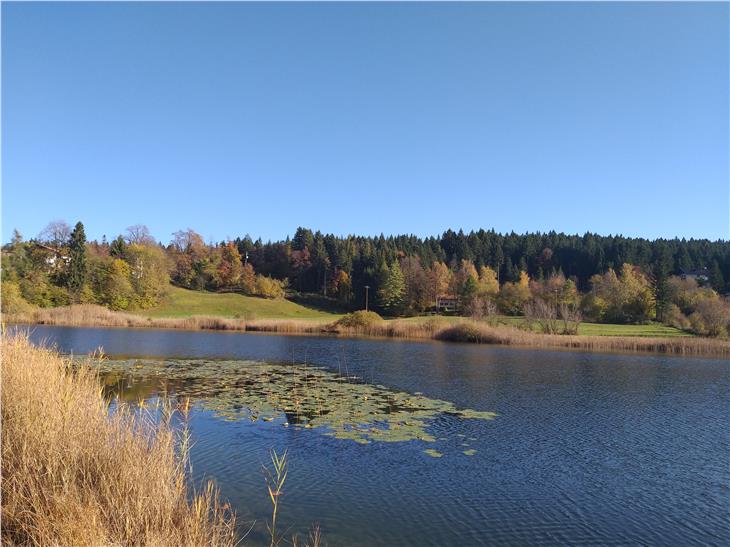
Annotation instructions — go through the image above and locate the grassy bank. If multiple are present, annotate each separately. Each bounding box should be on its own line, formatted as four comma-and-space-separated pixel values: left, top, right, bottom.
1, 333, 236, 545
399, 315, 690, 338
8, 304, 730, 357
145, 286, 342, 320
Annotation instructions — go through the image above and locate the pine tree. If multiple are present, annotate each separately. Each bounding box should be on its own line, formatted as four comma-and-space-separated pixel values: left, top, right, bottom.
67, 221, 87, 298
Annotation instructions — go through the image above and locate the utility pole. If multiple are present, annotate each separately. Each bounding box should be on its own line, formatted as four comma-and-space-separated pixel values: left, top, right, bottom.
364, 285, 370, 312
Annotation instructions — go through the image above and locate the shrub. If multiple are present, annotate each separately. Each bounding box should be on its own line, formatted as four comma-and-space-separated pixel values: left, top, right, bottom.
434, 322, 507, 344
692, 298, 730, 337
335, 310, 383, 328
253, 275, 287, 299
665, 303, 691, 330
1, 280, 35, 314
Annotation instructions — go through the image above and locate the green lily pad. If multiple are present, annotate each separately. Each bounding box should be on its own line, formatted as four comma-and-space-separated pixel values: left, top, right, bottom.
84, 357, 497, 447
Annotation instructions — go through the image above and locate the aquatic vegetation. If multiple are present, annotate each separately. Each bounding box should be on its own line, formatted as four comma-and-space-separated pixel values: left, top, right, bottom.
463, 449, 477, 456
90, 357, 497, 445
424, 449, 443, 458
263, 449, 288, 547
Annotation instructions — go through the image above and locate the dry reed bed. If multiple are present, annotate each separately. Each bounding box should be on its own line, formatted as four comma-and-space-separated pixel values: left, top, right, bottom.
7, 304, 730, 357
1, 333, 236, 546
9, 304, 327, 333
329, 319, 730, 356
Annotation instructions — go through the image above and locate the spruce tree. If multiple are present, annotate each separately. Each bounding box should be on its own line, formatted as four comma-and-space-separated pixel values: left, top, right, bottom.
67, 221, 87, 298
652, 244, 673, 322
377, 261, 405, 315
710, 260, 725, 293
110, 235, 127, 258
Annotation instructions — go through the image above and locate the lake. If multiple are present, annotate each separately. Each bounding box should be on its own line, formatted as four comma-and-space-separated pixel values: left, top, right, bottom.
19, 325, 730, 546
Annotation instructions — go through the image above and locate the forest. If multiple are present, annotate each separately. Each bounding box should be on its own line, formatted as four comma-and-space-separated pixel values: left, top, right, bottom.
3, 221, 730, 337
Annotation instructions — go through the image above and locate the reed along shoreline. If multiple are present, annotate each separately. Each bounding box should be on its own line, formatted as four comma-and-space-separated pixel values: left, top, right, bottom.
1, 333, 237, 546
7, 304, 730, 358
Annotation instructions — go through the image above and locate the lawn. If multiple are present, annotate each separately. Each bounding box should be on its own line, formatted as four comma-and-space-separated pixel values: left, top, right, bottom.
575, 321, 690, 337
143, 286, 342, 320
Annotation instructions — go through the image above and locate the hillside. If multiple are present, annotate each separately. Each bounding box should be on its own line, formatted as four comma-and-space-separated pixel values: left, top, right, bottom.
143, 286, 342, 320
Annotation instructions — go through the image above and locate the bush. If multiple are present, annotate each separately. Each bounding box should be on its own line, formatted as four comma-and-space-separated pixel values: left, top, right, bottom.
692, 298, 730, 337
335, 310, 383, 328
689, 312, 707, 336
665, 303, 690, 331
19, 276, 70, 308
434, 322, 507, 344
253, 275, 287, 299
1, 281, 35, 315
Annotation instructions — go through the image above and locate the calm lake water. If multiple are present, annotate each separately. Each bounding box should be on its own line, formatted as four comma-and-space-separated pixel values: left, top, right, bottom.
19, 325, 730, 546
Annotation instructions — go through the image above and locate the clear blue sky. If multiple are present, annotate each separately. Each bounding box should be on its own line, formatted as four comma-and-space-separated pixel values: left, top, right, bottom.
2, 2, 728, 244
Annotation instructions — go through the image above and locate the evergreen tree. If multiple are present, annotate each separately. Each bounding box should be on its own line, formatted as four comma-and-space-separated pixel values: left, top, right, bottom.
710, 260, 726, 293
377, 261, 405, 315
652, 243, 673, 322
110, 235, 127, 258
67, 221, 87, 298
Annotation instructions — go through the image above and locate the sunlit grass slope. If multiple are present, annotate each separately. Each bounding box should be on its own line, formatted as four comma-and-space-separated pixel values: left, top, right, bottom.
144, 286, 341, 320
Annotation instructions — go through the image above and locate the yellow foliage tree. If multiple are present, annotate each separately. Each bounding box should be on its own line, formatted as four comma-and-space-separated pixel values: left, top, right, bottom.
477, 266, 499, 298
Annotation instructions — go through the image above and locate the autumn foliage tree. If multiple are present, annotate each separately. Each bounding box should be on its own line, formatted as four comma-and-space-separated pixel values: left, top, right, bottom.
498, 271, 531, 315
215, 242, 244, 289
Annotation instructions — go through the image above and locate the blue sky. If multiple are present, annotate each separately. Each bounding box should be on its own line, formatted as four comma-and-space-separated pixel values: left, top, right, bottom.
2, 2, 728, 244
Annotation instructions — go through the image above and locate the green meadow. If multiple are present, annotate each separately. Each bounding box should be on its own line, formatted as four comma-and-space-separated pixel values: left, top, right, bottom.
143, 286, 342, 320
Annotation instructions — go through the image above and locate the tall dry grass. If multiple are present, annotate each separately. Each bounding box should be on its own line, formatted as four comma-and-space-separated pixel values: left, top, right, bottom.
430, 321, 730, 356
8, 304, 326, 334
7, 304, 730, 357
1, 333, 237, 546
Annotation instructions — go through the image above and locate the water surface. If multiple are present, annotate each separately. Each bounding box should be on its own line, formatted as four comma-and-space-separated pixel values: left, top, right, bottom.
21, 325, 730, 546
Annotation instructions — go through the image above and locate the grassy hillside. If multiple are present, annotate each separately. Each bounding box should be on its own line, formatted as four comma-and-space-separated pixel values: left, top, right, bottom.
143, 286, 342, 320
141, 287, 689, 337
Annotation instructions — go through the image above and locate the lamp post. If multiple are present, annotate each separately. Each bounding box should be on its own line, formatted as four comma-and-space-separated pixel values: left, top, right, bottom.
364, 285, 370, 312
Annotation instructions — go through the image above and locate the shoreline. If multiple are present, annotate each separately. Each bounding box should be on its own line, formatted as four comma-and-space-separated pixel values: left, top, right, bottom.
6, 304, 730, 358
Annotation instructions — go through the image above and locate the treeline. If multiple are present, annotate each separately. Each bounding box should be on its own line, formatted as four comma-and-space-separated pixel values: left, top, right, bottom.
1, 222, 287, 313
2, 221, 730, 336
238, 226, 730, 298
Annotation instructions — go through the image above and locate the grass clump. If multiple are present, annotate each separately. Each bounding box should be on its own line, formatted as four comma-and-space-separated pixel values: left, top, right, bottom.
1, 333, 236, 546
334, 310, 384, 328
435, 322, 510, 344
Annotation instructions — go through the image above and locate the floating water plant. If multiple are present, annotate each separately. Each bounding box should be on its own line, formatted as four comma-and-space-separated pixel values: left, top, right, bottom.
88, 358, 497, 445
